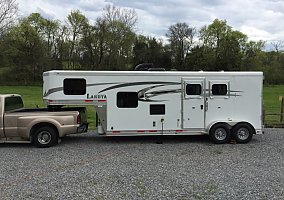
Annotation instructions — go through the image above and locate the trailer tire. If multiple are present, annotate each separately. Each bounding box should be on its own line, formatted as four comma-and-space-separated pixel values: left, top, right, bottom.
209, 123, 230, 144
32, 126, 58, 148
232, 123, 254, 144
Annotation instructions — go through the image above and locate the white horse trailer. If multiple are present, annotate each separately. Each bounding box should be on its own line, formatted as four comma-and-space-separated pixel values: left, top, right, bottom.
43, 70, 264, 144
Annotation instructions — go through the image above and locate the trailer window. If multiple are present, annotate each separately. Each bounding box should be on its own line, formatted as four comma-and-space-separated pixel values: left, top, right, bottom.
186, 84, 202, 95
64, 79, 86, 95
150, 104, 165, 115
117, 92, 138, 108
212, 84, 227, 95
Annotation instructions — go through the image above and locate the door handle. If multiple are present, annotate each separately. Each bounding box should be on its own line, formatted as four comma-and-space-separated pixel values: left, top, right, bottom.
200, 105, 204, 110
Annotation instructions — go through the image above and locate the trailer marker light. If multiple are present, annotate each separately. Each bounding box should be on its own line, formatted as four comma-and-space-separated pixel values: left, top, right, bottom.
112, 131, 120, 134
85, 100, 93, 102
98, 100, 107, 102
176, 130, 183, 132
149, 130, 158, 132
137, 130, 145, 133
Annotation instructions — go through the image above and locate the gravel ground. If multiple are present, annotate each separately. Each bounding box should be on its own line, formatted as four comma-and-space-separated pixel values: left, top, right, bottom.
0, 128, 283, 200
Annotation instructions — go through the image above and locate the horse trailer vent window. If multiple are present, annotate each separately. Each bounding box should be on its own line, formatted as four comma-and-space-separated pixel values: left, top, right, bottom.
117, 92, 138, 108
150, 104, 165, 115
212, 84, 228, 95
186, 84, 202, 95
63, 79, 86, 95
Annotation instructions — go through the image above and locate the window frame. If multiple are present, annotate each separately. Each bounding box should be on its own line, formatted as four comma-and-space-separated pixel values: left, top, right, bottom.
185, 83, 202, 96
116, 92, 138, 108
209, 81, 230, 98
183, 79, 204, 99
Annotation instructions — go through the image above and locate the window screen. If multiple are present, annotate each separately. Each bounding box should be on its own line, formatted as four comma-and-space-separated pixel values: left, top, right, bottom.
212, 84, 228, 95
64, 79, 86, 95
117, 92, 138, 108
150, 104, 165, 115
186, 84, 202, 95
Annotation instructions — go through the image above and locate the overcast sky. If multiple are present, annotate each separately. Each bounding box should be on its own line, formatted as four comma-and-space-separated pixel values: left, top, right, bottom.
17, 0, 284, 43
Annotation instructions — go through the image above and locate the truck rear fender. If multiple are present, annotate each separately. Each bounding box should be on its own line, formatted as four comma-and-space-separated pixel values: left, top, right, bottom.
20, 118, 62, 139
30, 122, 59, 140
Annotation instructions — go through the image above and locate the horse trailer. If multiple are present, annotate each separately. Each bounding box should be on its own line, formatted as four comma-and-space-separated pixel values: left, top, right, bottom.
43, 70, 264, 144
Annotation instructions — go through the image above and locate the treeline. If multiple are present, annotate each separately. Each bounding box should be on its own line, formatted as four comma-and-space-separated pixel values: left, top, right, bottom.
0, 3, 284, 85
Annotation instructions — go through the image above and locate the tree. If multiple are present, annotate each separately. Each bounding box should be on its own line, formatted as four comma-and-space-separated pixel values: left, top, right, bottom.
271, 40, 284, 62
271, 40, 284, 53
66, 10, 88, 69
133, 35, 172, 69
1, 7, 284, 85
92, 17, 109, 70
101, 5, 137, 70
24, 13, 68, 70
199, 19, 248, 71
166, 22, 195, 70
25, 13, 63, 69
103, 4, 137, 30
242, 40, 265, 70
0, 0, 18, 36
1, 19, 47, 84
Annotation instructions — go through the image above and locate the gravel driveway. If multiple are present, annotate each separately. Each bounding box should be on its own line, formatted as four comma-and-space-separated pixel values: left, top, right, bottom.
0, 128, 283, 200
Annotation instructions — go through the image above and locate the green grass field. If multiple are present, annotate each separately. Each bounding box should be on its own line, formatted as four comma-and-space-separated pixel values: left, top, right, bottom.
0, 85, 283, 129
263, 85, 284, 125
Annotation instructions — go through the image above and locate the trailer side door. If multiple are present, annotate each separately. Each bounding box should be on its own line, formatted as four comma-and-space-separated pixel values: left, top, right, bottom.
182, 78, 205, 129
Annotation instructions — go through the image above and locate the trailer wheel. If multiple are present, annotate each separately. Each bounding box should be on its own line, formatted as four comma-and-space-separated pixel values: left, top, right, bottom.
232, 123, 254, 144
209, 123, 230, 144
32, 126, 58, 148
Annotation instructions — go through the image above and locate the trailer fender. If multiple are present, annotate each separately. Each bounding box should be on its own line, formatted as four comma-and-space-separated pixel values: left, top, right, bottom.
207, 121, 232, 134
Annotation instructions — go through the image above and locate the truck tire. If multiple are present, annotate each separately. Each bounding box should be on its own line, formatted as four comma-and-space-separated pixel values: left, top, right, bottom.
232, 123, 254, 144
32, 126, 58, 148
209, 123, 230, 144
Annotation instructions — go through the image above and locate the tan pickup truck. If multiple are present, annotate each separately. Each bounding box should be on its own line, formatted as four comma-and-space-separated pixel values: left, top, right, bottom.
0, 94, 88, 147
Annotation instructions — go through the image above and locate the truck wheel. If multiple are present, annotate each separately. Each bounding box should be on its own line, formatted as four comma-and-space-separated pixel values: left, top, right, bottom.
209, 123, 230, 144
32, 126, 58, 148
232, 123, 254, 144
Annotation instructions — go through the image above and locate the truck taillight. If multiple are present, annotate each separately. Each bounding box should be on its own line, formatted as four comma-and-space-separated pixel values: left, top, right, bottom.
77, 114, 81, 124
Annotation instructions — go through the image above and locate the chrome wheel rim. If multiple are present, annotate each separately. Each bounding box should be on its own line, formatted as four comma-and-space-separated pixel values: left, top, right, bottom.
236, 128, 249, 140
38, 131, 52, 144
215, 128, 227, 141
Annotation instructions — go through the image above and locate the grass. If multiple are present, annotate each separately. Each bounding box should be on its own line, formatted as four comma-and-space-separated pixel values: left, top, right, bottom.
0, 85, 283, 129
263, 85, 284, 125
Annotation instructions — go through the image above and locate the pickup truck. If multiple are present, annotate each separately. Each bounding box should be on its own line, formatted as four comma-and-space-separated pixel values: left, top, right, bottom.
0, 94, 88, 147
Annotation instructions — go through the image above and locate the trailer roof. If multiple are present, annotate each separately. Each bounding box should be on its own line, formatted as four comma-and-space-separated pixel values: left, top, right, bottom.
43, 70, 263, 77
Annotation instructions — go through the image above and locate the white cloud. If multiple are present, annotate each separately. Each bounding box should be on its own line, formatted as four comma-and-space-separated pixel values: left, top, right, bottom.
240, 26, 271, 41
16, 0, 284, 42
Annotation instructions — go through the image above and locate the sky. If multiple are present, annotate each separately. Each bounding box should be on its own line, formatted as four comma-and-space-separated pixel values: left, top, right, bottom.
16, 0, 284, 44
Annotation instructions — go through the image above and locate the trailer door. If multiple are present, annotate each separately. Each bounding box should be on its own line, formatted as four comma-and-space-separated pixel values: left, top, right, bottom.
182, 78, 205, 129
